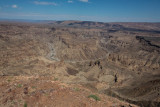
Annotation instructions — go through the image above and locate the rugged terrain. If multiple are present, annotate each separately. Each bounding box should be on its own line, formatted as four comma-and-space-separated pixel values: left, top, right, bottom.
0, 21, 160, 107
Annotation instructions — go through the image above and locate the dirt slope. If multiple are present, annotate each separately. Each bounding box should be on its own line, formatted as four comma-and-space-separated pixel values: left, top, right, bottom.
0, 76, 137, 107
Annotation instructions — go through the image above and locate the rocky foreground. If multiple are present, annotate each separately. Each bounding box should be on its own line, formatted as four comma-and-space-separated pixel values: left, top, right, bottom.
0, 76, 137, 107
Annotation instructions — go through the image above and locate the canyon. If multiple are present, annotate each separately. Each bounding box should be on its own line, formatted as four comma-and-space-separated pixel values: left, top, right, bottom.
0, 21, 160, 107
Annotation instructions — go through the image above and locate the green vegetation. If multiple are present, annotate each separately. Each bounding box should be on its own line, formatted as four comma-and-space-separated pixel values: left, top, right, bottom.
73, 87, 80, 91
7, 79, 11, 82
24, 102, 27, 107
32, 86, 36, 89
44, 93, 49, 96
17, 84, 22, 88
88, 94, 101, 101
11, 100, 16, 104
54, 77, 58, 81
7, 76, 13, 82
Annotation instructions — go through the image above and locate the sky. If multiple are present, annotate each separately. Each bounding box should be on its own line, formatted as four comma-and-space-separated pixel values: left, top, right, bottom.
0, 0, 160, 22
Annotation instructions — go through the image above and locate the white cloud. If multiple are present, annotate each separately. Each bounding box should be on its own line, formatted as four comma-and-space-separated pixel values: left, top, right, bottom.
68, 0, 73, 3
12, 5, 18, 8
34, 1, 57, 6
79, 0, 88, 3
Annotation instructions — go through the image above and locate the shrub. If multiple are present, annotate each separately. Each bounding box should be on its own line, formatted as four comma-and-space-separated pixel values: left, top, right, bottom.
7, 79, 11, 82
73, 87, 80, 91
88, 94, 101, 101
24, 102, 27, 107
54, 78, 58, 81
32, 86, 36, 89
17, 84, 22, 88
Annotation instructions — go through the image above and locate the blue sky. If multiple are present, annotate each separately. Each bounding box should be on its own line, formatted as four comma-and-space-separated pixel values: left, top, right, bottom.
0, 0, 160, 22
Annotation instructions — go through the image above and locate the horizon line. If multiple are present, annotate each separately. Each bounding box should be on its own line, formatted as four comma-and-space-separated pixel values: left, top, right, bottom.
0, 18, 160, 23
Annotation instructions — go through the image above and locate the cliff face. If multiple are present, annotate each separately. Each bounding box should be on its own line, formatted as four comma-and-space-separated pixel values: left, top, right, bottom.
105, 35, 160, 74
0, 21, 160, 106
51, 29, 108, 62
